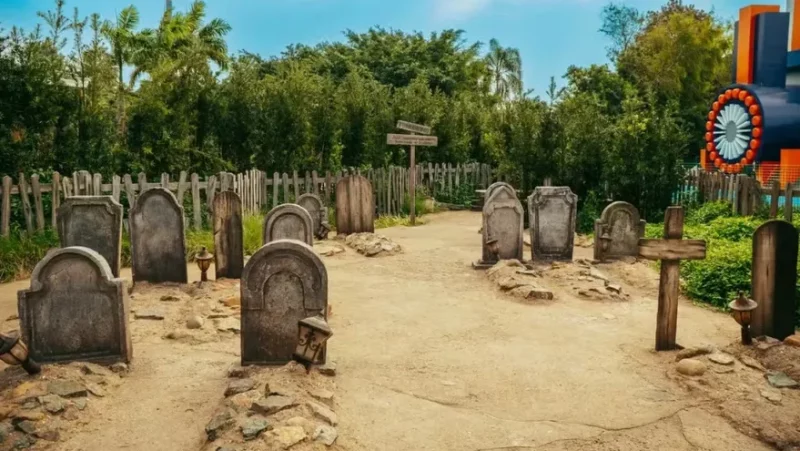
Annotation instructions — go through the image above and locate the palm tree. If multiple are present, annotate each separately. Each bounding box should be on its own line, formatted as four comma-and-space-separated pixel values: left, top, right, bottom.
484, 39, 523, 101
102, 5, 140, 135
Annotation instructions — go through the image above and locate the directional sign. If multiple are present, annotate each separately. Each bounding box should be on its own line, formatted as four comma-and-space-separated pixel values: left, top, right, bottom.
387, 134, 438, 147
396, 121, 431, 135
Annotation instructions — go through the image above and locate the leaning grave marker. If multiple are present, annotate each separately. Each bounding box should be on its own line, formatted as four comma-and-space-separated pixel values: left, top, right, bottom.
335, 175, 375, 235
213, 191, 244, 279
57, 196, 123, 277
241, 239, 329, 365
751, 220, 798, 340
18, 247, 131, 363
474, 184, 524, 269
593, 201, 646, 261
129, 187, 188, 284
263, 203, 314, 246
297, 193, 328, 240
528, 186, 578, 261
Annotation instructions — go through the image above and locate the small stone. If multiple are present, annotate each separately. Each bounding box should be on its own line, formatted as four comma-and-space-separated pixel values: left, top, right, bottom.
0, 407, 11, 421
0, 422, 9, 444
160, 295, 180, 302
208, 313, 231, 319
784, 334, 800, 348
739, 355, 766, 371
72, 399, 87, 411
225, 379, 256, 397
251, 396, 297, 415
602, 313, 616, 320
110, 363, 128, 373
712, 366, 735, 374
285, 417, 314, 434
675, 346, 714, 362
766, 372, 799, 389
266, 426, 307, 449
13, 435, 35, 449
589, 267, 609, 282
165, 329, 190, 340
308, 401, 338, 426
10, 382, 47, 402
708, 353, 735, 366
221, 296, 240, 308
313, 424, 338, 446
85, 382, 107, 397
14, 420, 36, 435
316, 362, 336, 377
227, 366, 250, 378
79, 363, 114, 377
62, 408, 79, 421
761, 389, 782, 404
215, 317, 241, 334
37, 395, 65, 414
605, 284, 622, 294
135, 309, 165, 320
241, 418, 270, 440
186, 316, 205, 329
227, 390, 262, 413
309, 389, 334, 403
47, 381, 87, 398
11, 410, 44, 422
205, 410, 234, 441
676, 359, 707, 377
33, 426, 59, 442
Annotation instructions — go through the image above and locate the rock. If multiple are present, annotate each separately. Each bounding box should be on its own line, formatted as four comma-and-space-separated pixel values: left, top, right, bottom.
110, 363, 128, 373
37, 395, 65, 414
605, 284, 623, 294
14, 420, 37, 435
33, 426, 59, 442
11, 410, 44, 421
207, 313, 231, 319
160, 295, 181, 302
227, 390, 262, 413
241, 418, 270, 440
314, 424, 338, 446
676, 359, 707, 377
739, 355, 766, 371
761, 389, 782, 404
205, 410, 234, 441
85, 382, 107, 397
10, 382, 47, 402
588, 267, 609, 282
215, 317, 241, 334
515, 269, 541, 277
221, 296, 240, 308
344, 233, 401, 257
708, 353, 735, 366
13, 435, 35, 449
316, 362, 336, 377
315, 243, 346, 257
0, 422, 9, 444
48, 381, 87, 398
712, 366, 735, 374
79, 363, 114, 377
165, 329, 190, 340
227, 366, 250, 379
509, 285, 554, 301
784, 334, 800, 348
20, 401, 36, 411
498, 277, 527, 291
62, 408, 79, 421
602, 314, 616, 320
675, 346, 714, 362
308, 401, 338, 426
186, 316, 205, 329
309, 389, 334, 403
266, 426, 307, 449
72, 399, 87, 411
0, 407, 11, 421
134, 309, 165, 320
225, 379, 256, 397
765, 372, 799, 389
285, 417, 314, 434
251, 396, 297, 416
755, 336, 782, 351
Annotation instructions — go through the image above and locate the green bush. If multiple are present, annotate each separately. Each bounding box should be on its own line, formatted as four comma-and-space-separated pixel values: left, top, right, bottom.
681, 240, 752, 309
0, 229, 60, 282
577, 191, 603, 234
687, 201, 732, 224
705, 216, 761, 242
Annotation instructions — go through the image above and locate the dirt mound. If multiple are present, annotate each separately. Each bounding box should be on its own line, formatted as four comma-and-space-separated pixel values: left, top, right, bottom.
340, 233, 401, 257
486, 260, 553, 301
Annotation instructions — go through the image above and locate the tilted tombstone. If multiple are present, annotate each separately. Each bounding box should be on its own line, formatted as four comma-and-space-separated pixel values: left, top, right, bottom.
129, 188, 188, 284
593, 201, 646, 261
751, 220, 798, 340
263, 204, 314, 246
335, 175, 375, 236
474, 185, 524, 269
213, 191, 244, 279
18, 247, 131, 363
57, 196, 123, 277
241, 240, 328, 365
528, 186, 578, 261
297, 193, 328, 240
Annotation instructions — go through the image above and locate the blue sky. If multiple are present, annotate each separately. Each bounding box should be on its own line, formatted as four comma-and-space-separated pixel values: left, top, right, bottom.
0, 0, 765, 94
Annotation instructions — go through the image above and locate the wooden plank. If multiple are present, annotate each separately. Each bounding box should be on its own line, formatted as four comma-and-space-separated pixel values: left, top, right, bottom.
638, 239, 707, 260
123, 175, 136, 209
388, 167, 394, 215
657, 207, 683, 351
220, 172, 230, 192
112, 175, 121, 202
161, 173, 170, 189
396, 120, 432, 135
785, 183, 794, 221
92, 173, 102, 196
18, 173, 34, 234
305, 171, 311, 194
51, 172, 61, 229
447, 163, 453, 193
61, 176, 72, 199
770, 179, 780, 218
72, 171, 79, 195
138, 173, 147, 195
292, 170, 299, 201
387, 134, 438, 146
1, 176, 11, 236
176, 171, 188, 203
325, 171, 333, 207
30, 174, 45, 231
283, 172, 290, 204
273, 172, 280, 208
191, 173, 201, 230
312, 170, 319, 196
207, 175, 218, 210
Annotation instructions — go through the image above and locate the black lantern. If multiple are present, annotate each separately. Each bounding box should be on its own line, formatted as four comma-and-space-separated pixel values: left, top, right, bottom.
293, 315, 333, 367
195, 247, 213, 282
0, 331, 41, 375
729, 292, 758, 345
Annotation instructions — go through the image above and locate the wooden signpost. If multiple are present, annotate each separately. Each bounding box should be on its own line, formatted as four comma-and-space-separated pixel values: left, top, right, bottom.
638, 206, 707, 351
387, 121, 437, 225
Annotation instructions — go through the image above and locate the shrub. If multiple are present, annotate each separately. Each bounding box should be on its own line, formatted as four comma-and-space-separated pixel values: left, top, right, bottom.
577, 191, 603, 234
681, 239, 752, 309
0, 229, 59, 282
687, 201, 732, 224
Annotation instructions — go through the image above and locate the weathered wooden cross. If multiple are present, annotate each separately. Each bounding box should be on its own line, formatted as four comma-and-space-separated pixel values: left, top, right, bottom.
387, 121, 437, 226
638, 206, 707, 351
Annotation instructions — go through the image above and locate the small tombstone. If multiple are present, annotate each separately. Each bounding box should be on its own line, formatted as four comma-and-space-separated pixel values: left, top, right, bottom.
241, 240, 328, 365
474, 185, 524, 269
129, 188, 188, 284
751, 220, 798, 340
18, 247, 131, 363
263, 204, 314, 246
335, 175, 375, 235
57, 196, 123, 277
485, 181, 515, 201
528, 187, 578, 261
213, 191, 244, 279
593, 201, 646, 261
297, 193, 329, 240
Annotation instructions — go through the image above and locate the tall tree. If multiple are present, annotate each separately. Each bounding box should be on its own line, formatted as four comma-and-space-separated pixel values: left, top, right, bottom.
484, 39, 522, 101
102, 5, 139, 136
600, 3, 642, 61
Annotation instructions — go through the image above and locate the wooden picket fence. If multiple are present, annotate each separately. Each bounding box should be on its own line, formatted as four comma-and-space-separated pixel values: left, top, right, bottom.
0, 162, 494, 237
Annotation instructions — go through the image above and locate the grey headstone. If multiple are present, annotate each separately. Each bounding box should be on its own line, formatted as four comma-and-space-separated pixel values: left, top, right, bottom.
262, 204, 314, 246
485, 182, 515, 202
528, 186, 577, 261
18, 247, 131, 364
130, 188, 188, 284
475, 185, 524, 268
57, 196, 123, 277
297, 193, 327, 240
241, 240, 328, 365
593, 201, 646, 261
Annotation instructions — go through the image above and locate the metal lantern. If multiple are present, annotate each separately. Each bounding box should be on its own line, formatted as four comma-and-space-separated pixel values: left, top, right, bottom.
0, 331, 41, 375
729, 291, 758, 345
316, 221, 332, 241
598, 228, 612, 253
293, 315, 333, 366
195, 247, 213, 282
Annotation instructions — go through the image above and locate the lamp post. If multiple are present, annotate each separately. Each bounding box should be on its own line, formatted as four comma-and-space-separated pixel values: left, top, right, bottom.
195, 247, 213, 282
293, 315, 333, 369
729, 291, 758, 345
0, 331, 41, 375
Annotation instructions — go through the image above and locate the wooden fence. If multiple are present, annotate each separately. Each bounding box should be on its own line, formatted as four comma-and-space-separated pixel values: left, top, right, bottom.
0, 162, 494, 236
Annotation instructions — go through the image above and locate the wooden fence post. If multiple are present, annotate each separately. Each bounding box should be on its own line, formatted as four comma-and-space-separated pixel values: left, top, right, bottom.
123, 174, 136, 210
112, 175, 121, 202
51, 171, 61, 229
18, 173, 34, 234
282, 172, 290, 204
138, 173, 147, 194
191, 173, 201, 229
785, 183, 794, 221
1, 176, 11, 237
272, 172, 280, 208
30, 174, 44, 231
770, 180, 780, 218
177, 171, 188, 202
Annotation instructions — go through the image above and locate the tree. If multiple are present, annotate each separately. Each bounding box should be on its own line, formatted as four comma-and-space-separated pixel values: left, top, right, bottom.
484, 39, 522, 100
102, 5, 139, 136
600, 3, 642, 61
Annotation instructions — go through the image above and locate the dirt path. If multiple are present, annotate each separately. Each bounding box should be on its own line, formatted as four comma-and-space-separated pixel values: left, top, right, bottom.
0, 211, 788, 450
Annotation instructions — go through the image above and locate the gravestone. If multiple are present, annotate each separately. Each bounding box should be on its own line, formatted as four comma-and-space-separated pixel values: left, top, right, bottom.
593, 201, 646, 261
241, 240, 328, 365
473, 185, 524, 269
528, 186, 577, 261
335, 175, 375, 235
57, 196, 123, 277
263, 204, 314, 246
751, 220, 798, 340
485, 182, 515, 201
129, 188, 188, 284
213, 191, 244, 279
297, 193, 328, 240
18, 247, 131, 363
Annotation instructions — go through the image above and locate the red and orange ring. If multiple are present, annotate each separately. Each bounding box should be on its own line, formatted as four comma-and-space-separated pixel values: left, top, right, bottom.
705, 87, 761, 174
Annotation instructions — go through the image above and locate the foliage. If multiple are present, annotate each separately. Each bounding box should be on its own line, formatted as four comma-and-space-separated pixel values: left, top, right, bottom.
577, 191, 603, 234
686, 201, 732, 224
0, 229, 59, 282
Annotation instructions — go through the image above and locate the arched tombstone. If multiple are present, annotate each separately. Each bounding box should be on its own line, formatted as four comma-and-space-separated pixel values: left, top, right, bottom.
263, 204, 314, 246
474, 185, 524, 269
528, 186, 577, 261
593, 201, 646, 261
297, 193, 328, 240
485, 182, 515, 202
335, 175, 375, 236
751, 220, 798, 340
18, 247, 131, 363
57, 196, 123, 277
213, 191, 244, 279
241, 240, 328, 365
129, 188, 188, 284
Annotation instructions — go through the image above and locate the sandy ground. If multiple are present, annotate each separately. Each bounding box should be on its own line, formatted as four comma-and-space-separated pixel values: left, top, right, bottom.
0, 210, 797, 451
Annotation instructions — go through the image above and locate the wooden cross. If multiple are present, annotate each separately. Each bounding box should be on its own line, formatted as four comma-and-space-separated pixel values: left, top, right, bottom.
638, 206, 707, 351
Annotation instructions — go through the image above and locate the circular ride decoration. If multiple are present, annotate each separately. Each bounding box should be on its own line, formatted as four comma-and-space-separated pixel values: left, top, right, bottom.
704, 87, 762, 174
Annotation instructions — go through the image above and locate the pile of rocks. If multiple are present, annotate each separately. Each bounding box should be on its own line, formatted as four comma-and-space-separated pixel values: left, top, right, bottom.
570, 267, 629, 302
0, 362, 127, 448
204, 361, 339, 450
314, 242, 346, 257
487, 260, 553, 301
341, 233, 401, 257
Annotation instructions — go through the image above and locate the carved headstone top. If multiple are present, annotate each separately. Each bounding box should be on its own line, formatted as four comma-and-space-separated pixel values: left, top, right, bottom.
485, 182, 515, 201
528, 186, 577, 261
18, 247, 131, 363
129, 188, 188, 284
593, 201, 646, 261
263, 204, 314, 246
57, 196, 123, 277
475, 185, 524, 268
297, 193, 327, 240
